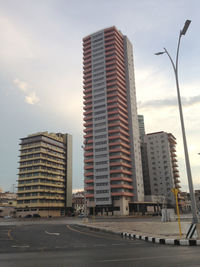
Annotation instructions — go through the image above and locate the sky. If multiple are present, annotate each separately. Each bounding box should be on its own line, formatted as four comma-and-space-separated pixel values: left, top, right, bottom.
0, 0, 199, 193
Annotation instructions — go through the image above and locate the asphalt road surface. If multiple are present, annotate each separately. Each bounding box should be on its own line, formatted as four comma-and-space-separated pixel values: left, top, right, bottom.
0, 223, 200, 267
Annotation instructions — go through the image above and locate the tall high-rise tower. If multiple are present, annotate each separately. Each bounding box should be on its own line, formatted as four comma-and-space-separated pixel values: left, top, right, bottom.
83, 26, 144, 215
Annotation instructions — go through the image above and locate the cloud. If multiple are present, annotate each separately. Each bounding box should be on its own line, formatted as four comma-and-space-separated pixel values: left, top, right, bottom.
25, 92, 40, 105
13, 78, 28, 92
13, 78, 40, 105
138, 95, 200, 109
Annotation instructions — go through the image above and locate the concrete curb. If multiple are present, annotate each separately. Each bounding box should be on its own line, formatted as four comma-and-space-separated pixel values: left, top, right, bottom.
121, 232, 200, 246
75, 223, 200, 246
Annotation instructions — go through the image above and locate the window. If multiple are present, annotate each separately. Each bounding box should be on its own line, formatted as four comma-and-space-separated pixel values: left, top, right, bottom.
95, 147, 107, 152
95, 140, 107, 145
94, 99, 105, 104
93, 62, 104, 68
96, 182, 108, 186
94, 93, 105, 99
96, 197, 109, 201
93, 82, 104, 88
96, 190, 109, 194
95, 128, 106, 133
95, 154, 107, 158
93, 88, 105, 94
95, 168, 108, 172
92, 37, 103, 43
94, 134, 106, 139
93, 77, 104, 83
96, 175, 108, 179
93, 47, 104, 53
95, 161, 107, 165
94, 110, 106, 115
95, 122, 106, 127
92, 52, 103, 58
93, 57, 104, 64
94, 116, 106, 121
94, 104, 106, 110
92, 42, 103, 49
93, 72, 104, 78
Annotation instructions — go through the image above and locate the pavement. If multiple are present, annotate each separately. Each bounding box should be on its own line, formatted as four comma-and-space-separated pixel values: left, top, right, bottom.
80, 219, 189, 238
77, 215, 200, 245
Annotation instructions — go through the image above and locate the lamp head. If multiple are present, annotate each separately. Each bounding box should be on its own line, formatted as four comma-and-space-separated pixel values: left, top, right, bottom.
155, 52, 165, 56
181, 20, 191, 35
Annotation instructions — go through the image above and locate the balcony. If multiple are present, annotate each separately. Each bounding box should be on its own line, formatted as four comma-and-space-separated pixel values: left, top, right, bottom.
83, 110, 92, 116
84, 171, 94, 177
111, 184, 133, 190
16, 203, 65, 208
84, 133, 93, 139
110, 177, 132, 182
83, 115, 93, 121
85, 194, 94, 198
110, 169, 132, 175
85, 186, 94, 191
111, 192, 134, 197
85, 179, 94, 184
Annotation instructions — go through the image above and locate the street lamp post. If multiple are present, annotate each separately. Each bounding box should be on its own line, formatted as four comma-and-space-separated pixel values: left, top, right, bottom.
155, 20, 199, 225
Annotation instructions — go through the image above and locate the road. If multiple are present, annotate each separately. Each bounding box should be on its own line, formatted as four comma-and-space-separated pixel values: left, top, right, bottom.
0, 216, 163, 228
0, 219, 200, 266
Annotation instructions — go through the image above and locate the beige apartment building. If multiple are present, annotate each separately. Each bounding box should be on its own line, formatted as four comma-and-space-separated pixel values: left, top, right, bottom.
17, 132, 72, 217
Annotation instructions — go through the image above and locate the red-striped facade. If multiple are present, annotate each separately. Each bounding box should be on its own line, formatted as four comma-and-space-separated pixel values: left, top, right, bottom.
83, 27, 134, 207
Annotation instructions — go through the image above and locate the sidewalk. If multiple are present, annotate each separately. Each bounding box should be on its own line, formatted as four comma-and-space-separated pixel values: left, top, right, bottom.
77, 218, 200, 246
80, 220, 190, 239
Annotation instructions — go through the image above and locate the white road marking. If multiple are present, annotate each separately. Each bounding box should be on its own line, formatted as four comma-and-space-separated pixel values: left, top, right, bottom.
128, 242, 146, 245
72, 245, 87, 248
112, 243, 125, 246
45, 230, 60, 236
93, 244, 107, 247
111, 242, 144, 246
12, 245, 30, 248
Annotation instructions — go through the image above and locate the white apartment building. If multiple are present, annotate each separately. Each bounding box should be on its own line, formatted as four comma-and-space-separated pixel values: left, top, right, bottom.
144, 131, 181, 207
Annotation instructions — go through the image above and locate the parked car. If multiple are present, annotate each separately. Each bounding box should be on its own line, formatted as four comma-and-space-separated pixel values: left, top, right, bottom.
33, 214, 41, 218
78, 213, 86, 218
4, 215, 12, 219
24, 214, 32, 218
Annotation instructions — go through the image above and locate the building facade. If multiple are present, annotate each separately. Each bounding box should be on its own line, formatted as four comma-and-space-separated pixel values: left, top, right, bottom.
0, 192, 17, 218
138, 115, 145, 141
144, 131, 181, 207
17, 132, 72, 217
137, 114, 151, 196
195, 190, 200, 212
83, 26, 144, 216
72, 191, 85, 214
